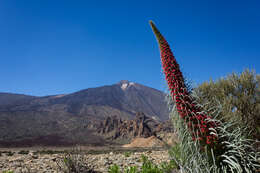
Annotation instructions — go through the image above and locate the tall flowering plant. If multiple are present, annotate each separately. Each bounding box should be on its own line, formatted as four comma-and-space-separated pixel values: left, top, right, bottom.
149, 21, 218, 148
149, 21, 260, 172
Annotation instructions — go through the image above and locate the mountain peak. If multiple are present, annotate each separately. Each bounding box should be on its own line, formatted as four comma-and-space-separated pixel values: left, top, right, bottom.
118, 80, 135, 90
118, 80, 130, 84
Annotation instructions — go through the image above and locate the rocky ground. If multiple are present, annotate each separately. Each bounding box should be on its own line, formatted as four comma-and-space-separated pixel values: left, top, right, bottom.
0, 148, 171, 173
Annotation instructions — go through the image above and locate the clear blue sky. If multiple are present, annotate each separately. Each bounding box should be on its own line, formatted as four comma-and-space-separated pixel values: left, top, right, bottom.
1, 0, 259, 96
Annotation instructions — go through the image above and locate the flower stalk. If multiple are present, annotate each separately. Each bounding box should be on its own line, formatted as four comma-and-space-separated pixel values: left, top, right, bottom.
149, 21, 218, 148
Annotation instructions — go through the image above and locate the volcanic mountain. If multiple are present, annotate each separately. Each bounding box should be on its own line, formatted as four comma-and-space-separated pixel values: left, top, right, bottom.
0, 80, 171, 147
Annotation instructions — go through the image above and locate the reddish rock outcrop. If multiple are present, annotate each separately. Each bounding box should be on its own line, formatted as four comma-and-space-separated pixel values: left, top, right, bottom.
97, 112, 173, 141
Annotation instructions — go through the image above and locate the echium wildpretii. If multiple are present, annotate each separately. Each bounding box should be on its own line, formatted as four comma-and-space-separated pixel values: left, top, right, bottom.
149, 21, 218, 148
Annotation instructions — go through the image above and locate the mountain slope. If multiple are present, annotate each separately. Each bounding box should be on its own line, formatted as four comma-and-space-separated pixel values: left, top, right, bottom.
0, 93, 36, 106
0, 80, 170, 146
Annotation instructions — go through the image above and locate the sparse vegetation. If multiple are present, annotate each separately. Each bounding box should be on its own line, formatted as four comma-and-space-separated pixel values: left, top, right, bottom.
108, 155, 176, 173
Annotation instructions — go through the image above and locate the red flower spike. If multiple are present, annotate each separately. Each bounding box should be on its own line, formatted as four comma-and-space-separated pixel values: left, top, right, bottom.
149, 21, 218, 148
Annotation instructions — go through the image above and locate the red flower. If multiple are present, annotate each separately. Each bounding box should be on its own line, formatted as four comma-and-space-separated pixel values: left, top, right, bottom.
150, 21, 218, 148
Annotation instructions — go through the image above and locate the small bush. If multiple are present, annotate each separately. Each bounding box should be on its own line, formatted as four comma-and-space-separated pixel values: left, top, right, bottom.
18, 150, 29, 155
2, 171, 14, 173
57, 153, 97, 173
123, 151, 132, 157
160, 160, 176, 173
195, 69, 260, 139
141, 155, 162, 172
37, 150, 63, 155
108, 164, 120, 173
6, 151, 15, 156
124, 166, 137, 173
